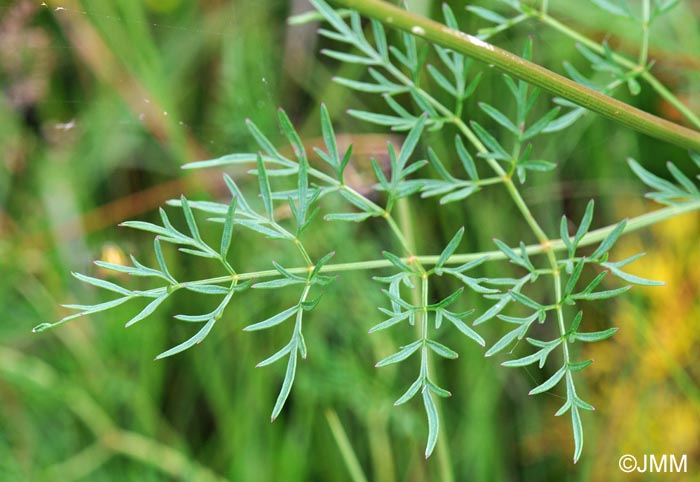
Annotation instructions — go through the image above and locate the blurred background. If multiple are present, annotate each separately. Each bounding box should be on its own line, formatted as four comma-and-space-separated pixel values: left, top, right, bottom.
1, 0, 698, 480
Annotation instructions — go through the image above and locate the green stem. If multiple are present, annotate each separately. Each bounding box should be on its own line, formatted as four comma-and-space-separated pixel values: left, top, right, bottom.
536, 11, 700, 130
174, 199, 700, 283
326, 409, 369, 482
330, 0, 700, 150
639, 0, 651, 67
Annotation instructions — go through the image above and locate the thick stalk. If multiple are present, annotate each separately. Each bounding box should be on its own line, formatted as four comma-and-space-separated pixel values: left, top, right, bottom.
330, 0, 700, 151
536, 11, 700, 130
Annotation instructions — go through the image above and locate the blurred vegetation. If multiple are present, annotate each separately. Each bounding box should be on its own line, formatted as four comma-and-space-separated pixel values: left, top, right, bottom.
0, 0, 698, 481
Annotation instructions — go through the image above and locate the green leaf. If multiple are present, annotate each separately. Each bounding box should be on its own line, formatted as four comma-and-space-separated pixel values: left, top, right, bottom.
590, 219, 626, 260
572, 327, 618, 342
572, 285, 631, 301
529, 364, 567, 395
479, 102, 518, 135
125, 294, 169, 328
571, 405, 584, 463
155, 318, 216, 360
666, 161, 699, 194
369, 312, 411, 333
436, 227, 464, 269
470, 121, 510, 159
455, 136, 479, 179
382, 251, 416, 273
485, 328, 521, 357
220, 197, 237, 260
244, 305, 299, 332
183, 284, 230, 295
375, 340, 422, 367
427, 64, 457, 96
426, 339, 459, 359
394, 377, 423, 406
256, 341, 293, 367
509, 290, 545, 310
319, 103, 339, 170
590, 0, 631, 17
397, 114, 427, 170
442, 311, 485, 346
257, 153, 274, 220
428, 287, 464, 310
440, 186, 477, 204
271, 347, 298, 422
522, 107, 561, 140
467, 5, 508, 23
563, 259, 586, 300
422, 389, 439, 459
573, 200, 595, 250
71, 272, 132, 296
324, 212, 374, 222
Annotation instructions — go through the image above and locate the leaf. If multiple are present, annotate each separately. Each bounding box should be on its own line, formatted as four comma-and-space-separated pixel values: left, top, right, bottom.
397, 114, 427, 170
244, 305, 299, 332
271, 346, 298, 422
394, 377, 423, 406
563, 259, 586, 300
383, 251, 416, 273
221, 197, 237, 260
125, 294, 169, 328
436, 227, 464, 269
522, 107, 561, 140
466, 5, 508, 23
71, 272, 132, 296
180, 196, 203, 245
571, 285, 631, 301
509, 290, 545, 310
182, 284, 230, 295
319, 103, 339, 170
452, 137, 479, 181
348, 110, 412, 128
573, 200, 595, 250
571, 405, 584, 463
155, 318, 216, 360
666, 161, 699, 195
375, 340, 422, 367
485, 327, 523, 357
257, 153, 274, 220
590, 0, 631, 17
252, 278, 306, 289
440, 186, 477, 204
426, 339, 459, 359
479, 102, 518, 135
422, 388, 439, 459
256, 341, 293, 367
369, 311, 411, 333
470, 121, 510, 159
427, 64, 457, 96
590, 219, 627, 260
529, 364, 567, 395
442, 311, 485, 346
182, 153, 259, 170
572, 327, 618, 342
428, 287, 464, 310
324, 212, 374, 222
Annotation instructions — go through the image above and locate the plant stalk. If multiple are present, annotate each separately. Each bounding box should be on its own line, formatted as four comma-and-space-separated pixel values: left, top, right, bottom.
330, 0, 700, 151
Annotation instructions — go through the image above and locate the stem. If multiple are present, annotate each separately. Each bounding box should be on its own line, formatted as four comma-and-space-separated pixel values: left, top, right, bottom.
326, 409, 369, 482
639, 0, 651, 67
172, 199, 700, 284
537, 11, 700, 130
330, 0, 700, 150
